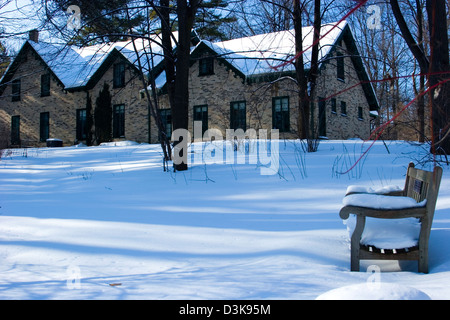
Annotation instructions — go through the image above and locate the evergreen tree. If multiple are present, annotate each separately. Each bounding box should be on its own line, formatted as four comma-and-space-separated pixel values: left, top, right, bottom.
86, 92, 94, 146
94, 83, 112, 145
194, 0, 237, 41
50, 0, 145, 45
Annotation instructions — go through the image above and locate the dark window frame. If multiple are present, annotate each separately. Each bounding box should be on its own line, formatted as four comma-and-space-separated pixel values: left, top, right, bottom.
230, 101, 247, 131
199, 57, 214, 76
41, 73, 51, 97
76, 109, 87, 140
12, 79, 21, 102
336, 52, 345, 81
340, 101, 347, 116
193, 105, 208, 135
318, 97, 327, 137
40, 112, 50, 142
272, 96, 290, 133
159, 108, 172, 140
11, 115, 20, 145
358, 106, 364, 120
113, 104, 125, 138
331, 98, 337, 114
113, 63, 126, 88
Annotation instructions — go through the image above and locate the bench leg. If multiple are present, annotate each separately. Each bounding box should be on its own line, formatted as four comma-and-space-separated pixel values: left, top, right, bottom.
418, 219, 430, 274
418, 260, 428, 274
418, 248, 429, 274
350, 215, 365, 272
351, 250, 360, 272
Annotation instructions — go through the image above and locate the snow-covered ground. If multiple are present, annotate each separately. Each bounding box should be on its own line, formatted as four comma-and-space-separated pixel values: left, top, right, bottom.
0, 140, 449, 300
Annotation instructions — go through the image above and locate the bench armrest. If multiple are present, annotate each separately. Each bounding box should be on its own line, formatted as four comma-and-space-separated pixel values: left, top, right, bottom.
340, 205, 427, 220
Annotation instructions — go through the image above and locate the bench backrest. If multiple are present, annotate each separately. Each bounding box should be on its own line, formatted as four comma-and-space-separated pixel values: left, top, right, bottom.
404, 163, 443, 221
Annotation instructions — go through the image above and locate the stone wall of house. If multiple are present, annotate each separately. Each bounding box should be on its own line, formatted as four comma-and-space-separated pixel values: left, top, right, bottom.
154, 57, 301, 142
1, 39, 373, 149
0, 48, 85, 148
313, 41, 372, 140
153, 44, 372, 143
0, 51, 151, 148
88, 56, 149, 144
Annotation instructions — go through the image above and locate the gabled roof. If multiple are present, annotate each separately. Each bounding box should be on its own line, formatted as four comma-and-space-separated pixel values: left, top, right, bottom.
1, 31, 200, 92
188, 20, 379, 111
196, 20, 348, 78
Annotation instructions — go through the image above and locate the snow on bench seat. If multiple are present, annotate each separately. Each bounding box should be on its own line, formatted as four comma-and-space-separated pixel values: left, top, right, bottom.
343, 193, 426, 250
343, 193, 427, 210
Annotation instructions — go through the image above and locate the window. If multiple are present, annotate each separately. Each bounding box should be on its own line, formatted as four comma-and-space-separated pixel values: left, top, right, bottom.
358, 107, 364, 120
199, 57, 214, 76
318, 98, 326, 137
331, 98, 337, 114
113, 63, 126, 88
193, 105, 208, 135
12, 79, 21, 102
41, 74, 50, 97
113, 105, 125, 138
11, 116, 20, 145
230, 101, 246, 131
159, 109, 172, 140
272, 97, 290, 132
337, 52, 345, 81
40, 112, 49, 142
76, 109, 87, 140
340, 101, 347, 116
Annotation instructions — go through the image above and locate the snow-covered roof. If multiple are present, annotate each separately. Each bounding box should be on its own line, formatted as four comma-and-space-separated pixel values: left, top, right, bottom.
3, 21, 363, 96
196, 20, 348, 77
3, 32, 178, 91
11, 21, 347, 90
28, 40, 102, 89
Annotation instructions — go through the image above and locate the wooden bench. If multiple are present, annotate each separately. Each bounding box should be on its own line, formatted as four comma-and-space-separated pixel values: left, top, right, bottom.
340, 163, 443, 273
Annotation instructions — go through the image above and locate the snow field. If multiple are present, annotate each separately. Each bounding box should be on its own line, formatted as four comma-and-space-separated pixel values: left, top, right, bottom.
0, 140, 449, 299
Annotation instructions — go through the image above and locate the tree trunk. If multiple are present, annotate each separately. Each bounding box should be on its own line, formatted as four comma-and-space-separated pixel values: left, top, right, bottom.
171, 0, 199, 171
293, 0, 309, 140
159, 0, 199, 171
160, 0, 176, 112
415, 0, 425, 143
293, 0, 321, 151
426, 0, 450, 155
390, 0, 449, 154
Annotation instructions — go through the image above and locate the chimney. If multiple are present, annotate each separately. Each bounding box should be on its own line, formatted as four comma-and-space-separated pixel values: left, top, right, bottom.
29, 29, 39, 43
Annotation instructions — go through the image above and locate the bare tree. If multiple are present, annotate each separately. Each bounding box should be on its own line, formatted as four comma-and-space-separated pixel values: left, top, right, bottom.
390, 0, 450, 156
149, 0, 201, 172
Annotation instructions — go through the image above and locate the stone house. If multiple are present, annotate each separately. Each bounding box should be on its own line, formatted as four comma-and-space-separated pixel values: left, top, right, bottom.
0, 31, 156, 148
0, 21, 378, 148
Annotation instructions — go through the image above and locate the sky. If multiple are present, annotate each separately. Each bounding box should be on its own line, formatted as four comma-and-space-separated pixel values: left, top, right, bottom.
1, 0, 64, 53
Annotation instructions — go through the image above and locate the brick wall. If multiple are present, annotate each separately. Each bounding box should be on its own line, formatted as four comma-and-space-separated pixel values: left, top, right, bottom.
0, 48, 84, 148
0, 50, 150, 148
1, 41, 372, 148
88, 57, 149, 144
153, 45, 372, 142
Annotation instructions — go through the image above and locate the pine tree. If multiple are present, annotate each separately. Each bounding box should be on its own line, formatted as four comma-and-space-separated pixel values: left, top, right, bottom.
86, 92, 94, 146
194, 0, 237, 41
94, 83, 112, 145
50, 0, 145, 45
